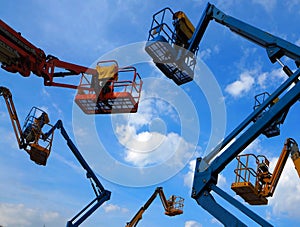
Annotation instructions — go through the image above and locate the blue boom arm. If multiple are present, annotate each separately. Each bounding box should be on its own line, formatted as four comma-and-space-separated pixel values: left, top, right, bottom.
188, 3, 300, 67
43, 120, 111, 227
191, 3, 300, 227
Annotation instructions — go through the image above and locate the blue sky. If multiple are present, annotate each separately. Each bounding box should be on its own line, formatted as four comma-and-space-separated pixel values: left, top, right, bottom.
1, 0, 300, 226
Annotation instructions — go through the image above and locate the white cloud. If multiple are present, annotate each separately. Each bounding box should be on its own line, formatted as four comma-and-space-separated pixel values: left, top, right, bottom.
123, 130, 194, 167
225, 71, 255, 98
268, 157, 300, 220
257, 72, 268, 88
217, 174, 227, 187
115, 93, 195, 168
0, 203, 64, 227
185, 220, 203, 227
258, 68, 287, 89
199, 45, 220, 61
199, 48, 212, 60
102, 203, 129, 214
184, 159, 196, 188
225, 66, 287, 98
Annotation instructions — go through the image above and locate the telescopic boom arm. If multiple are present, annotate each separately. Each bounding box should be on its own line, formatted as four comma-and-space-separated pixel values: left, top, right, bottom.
43, 120, 111, 227
188, 3, 300, 68
125, 187, 184, 227
231, 138, 300, 205
0, 86, 53, 165
0, 19, 98, 89
146, 2, 300, 85
262, 138, 300, 197
190, 3, 300, 227
0, 86, 23, 146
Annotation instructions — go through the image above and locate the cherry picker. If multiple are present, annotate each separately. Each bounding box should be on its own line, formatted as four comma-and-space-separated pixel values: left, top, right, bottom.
0, 20, 143, 114
146, 3, 300, 86
231, 138, 300, 205
0, 86, 53, 165
0, 87, 110, 226
125, 187, 184, 227
146, 2, 300, 226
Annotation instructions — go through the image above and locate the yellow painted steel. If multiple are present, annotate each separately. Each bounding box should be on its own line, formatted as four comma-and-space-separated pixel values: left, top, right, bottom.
292, 150, 300, 177
96, 65, 118, 80
174, 11, 195, 39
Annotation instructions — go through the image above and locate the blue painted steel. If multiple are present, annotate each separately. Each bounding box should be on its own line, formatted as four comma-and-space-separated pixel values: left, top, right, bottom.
190, 2, 300, 226
44, 120, 111, 227
203, 67, 300, 166
193, 66, 300, 227
196, 189, 247, 227
211, 184, 273, 227
188, 3, 300, 65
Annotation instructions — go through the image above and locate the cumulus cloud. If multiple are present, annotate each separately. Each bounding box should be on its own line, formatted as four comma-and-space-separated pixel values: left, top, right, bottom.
217, 174, 227, 187
114, 94, 196, 168
121, 128, 195, 168
199, 45, 220, 61
225, 71, 255, 98
184, 159, 196, 188
226, 66, 287, 98
268, 157, 300, 220
0, 203, 64, 227
185, 220, 203, 227
102, 203, 129, 214
257, 68, 286, 89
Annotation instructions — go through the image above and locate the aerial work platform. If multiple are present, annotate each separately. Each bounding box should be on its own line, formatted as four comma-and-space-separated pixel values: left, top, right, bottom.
145, 8, 197, 85
75, 60, 142, 114
232, 139, 300, 206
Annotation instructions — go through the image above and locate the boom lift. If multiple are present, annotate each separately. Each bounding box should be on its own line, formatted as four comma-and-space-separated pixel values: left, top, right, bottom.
0, 20, 143, 114
42, 120, 111, 227
146, 3, 300, 85
0, 87, 110, 226
125, 187, 184, 227
75, 60, 142, 114
145, 8, 197, 85
143, 2, 300, 227
231, 138, 300, 205
0, 86, 54, 165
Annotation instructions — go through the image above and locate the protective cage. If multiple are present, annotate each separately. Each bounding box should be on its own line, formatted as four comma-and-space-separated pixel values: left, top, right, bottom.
75, 60, 143, 114
253, 92, 288, 138
145, 7, 197, 85
165, 195, 184, 216
231, 154, 269, 205
21, 107, 54, 166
